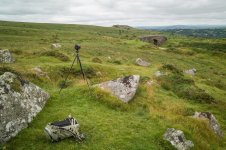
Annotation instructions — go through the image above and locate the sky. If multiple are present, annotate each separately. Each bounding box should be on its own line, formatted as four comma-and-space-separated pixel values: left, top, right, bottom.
0, 0, 226, 26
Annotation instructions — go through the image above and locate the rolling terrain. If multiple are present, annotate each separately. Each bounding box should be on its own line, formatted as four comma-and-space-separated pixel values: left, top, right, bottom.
0, 21, 226, 150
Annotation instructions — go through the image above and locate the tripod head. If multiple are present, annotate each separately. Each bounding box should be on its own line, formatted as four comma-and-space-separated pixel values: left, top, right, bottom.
75, 44, 81, 53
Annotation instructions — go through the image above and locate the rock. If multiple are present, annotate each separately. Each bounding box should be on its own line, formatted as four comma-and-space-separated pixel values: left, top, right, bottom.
193, 112, 223, 137
184, 68, 196, 76
155, 71, 164, 77
146, 80, 154, 86
95, 71, 102, 77
92, 57, 102, 63
0, 72, 50, 143
51, 43, 61, 49
139, 35, 167, 46
31, 67, 50, 79
163, 128, 194, 150
135, 58, 150, 67
0, 50, 15, 63
95, 75, 140, 103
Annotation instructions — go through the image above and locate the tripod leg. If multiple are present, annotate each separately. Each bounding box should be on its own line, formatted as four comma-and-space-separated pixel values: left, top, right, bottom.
76, 55, 91, 90
59, 55, 77, 93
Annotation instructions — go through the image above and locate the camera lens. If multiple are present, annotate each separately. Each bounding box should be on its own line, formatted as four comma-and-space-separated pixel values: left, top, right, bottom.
75, 44, 80, 50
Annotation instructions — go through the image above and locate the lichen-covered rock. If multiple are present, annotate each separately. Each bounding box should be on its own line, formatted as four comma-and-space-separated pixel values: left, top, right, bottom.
193, 112, 223, 137
135, 58, 150, 67
163, 128, 194, 150
139, 35, 167, 46
184, 68, 196, 76
0, 50, 15, 63
0, 72, 50, 143
51, 43, 61, 49
95, 75, 140, 103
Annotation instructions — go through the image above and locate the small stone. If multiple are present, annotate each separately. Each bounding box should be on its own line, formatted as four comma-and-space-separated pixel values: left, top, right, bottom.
184, 68, 196, 76
51, 43, 61, 49
135, 58, 150, 67
95, 75, 140, 103
146, 80, 154, 86
31, 67, 50, 79
96, 71, 102, 77
193, 112, 223, 137
0, 50, 15, 63
163, 128, 194, 150
155, 71, 164, 77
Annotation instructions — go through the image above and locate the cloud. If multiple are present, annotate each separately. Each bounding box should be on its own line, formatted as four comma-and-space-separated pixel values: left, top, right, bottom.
0, 0, 225, 26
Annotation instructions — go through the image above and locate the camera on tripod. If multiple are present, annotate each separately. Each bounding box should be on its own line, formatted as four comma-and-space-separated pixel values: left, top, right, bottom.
75, 44, 81, 53
59, 44, 90, 93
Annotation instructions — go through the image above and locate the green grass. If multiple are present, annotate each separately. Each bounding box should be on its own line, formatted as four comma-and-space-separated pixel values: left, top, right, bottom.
0, 20, 226, 150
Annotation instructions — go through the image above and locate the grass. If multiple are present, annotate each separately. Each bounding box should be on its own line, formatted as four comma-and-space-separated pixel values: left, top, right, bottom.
0, 20, 226, 150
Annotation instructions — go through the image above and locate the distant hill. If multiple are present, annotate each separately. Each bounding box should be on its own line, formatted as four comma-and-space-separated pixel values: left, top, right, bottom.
136, 25, 226, 38
137, 25, 226, 30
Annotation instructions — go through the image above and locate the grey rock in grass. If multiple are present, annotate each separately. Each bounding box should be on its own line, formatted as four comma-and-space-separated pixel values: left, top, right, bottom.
0, 50, 15, 63
51, 43, 61, 49
0, 72, 50, 143
135, 58, 150, 67
139, 35, 167, 46
163, 128, 194, 150
193, 112, 223, 137
95, 75, 140, 103
155, 71, 164, 77
184, 68, 196, 76
31, 67, 50, 79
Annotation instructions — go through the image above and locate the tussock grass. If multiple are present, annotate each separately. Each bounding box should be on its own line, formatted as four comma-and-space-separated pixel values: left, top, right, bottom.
40, 50, 70, 62
157, 64, 215, 103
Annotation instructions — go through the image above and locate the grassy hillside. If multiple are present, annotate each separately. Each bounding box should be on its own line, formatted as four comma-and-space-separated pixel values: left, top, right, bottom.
0, 21, 226, 150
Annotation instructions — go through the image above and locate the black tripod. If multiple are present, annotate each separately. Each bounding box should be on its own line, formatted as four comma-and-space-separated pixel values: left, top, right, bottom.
59, 44, 90, 93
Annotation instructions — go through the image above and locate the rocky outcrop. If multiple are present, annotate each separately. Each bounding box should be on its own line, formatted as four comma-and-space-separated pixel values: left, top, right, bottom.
163, 128, 194, 150
95, 75, 140, 103
193, 112, 223, 137
112, 25, 133, 30
51, 43, 61, 49
0, 72, 50, 143
135, 58, 150, 67
184, 68, 196, 76
0, 50, 15, 63
139, 35, 167, 46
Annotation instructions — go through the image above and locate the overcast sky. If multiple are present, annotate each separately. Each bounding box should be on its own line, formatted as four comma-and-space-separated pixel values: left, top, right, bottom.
0, 0, 226, 26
